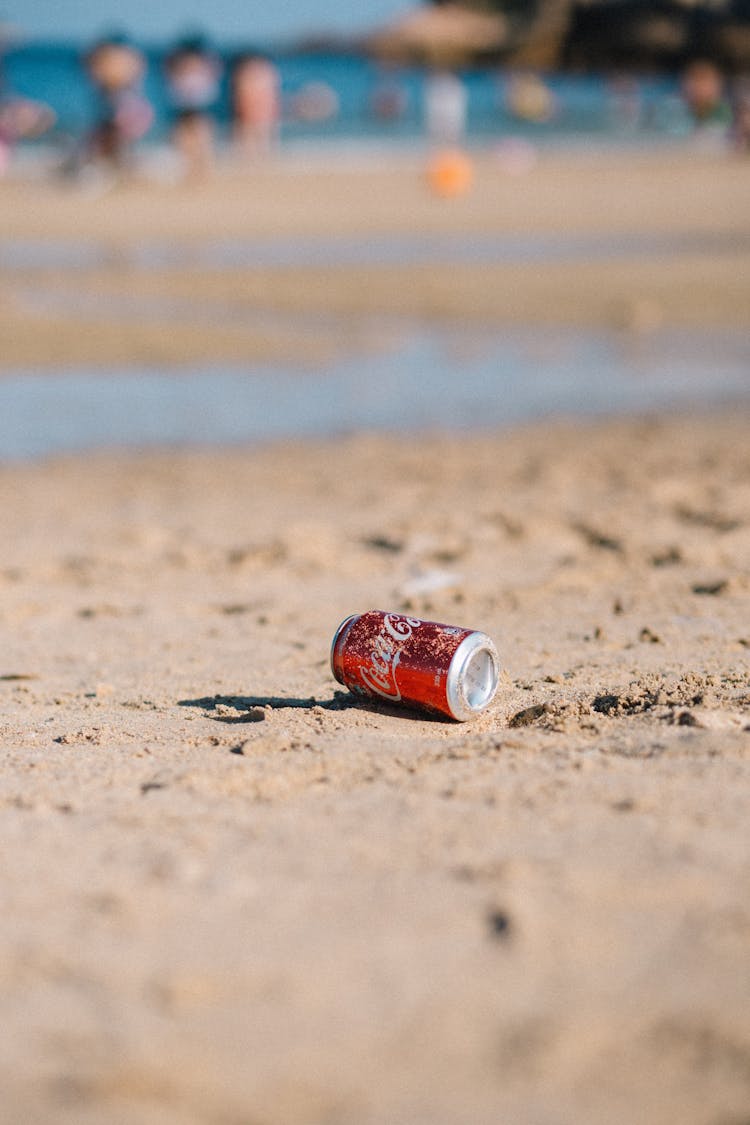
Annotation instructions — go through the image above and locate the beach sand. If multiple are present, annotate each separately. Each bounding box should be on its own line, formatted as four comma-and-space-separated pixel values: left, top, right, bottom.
1, 147, 749, 369
1, 412, 749, 1124
1, 145, 749, 1123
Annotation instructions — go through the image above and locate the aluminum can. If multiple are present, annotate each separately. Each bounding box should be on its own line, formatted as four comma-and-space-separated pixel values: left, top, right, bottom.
330, 610, 499, 721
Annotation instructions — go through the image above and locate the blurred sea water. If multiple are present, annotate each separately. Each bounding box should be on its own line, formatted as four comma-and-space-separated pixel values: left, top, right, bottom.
1, 324, 748, 460
2, 44, 691, 147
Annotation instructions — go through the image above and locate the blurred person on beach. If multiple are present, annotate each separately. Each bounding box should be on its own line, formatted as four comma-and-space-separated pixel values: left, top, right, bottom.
81, 33, 152, 175
164, 34, 222, 178
681, 59, 731, 142
368, 66, 409, 124
0, 96, 55, 175
505, 71, 557, 124
230, 52, 280, 157
730, 76, 750, 152
423, 71, 472, 198
0, 24, 55, 175
424, 70, 467, 145
606, 73, 643, 133
288, 80, 339, 125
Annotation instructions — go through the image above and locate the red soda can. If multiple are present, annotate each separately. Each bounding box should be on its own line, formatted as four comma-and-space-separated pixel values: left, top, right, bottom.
330, 610, 499, 721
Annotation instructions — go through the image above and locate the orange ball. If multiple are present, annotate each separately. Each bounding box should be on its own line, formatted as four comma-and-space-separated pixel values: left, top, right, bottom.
426, 149, 474, 198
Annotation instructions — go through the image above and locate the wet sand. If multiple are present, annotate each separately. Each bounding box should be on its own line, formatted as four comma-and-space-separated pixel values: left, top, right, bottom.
1, 146, 749, 369
1, 412, 749, 1124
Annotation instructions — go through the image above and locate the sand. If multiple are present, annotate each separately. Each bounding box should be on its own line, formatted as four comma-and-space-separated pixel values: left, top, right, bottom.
1, 410, 749, 1124
1, 142, 749, 1121
1, 147, 749, 369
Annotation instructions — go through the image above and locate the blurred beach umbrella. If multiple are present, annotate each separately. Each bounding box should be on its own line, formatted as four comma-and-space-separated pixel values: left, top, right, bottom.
365, 3, 509, 65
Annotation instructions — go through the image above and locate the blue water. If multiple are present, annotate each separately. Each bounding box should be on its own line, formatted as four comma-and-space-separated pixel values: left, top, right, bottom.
2, 44, 688, 146
1, 325, 748, 460
4, 228, 749, 274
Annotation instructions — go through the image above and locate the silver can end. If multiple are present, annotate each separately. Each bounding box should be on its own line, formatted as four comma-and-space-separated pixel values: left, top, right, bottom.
445, 632, 500, 721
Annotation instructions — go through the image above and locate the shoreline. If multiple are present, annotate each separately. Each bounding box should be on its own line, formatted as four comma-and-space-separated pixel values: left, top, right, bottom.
1, 146, 749, 370
1, 325, 749, 461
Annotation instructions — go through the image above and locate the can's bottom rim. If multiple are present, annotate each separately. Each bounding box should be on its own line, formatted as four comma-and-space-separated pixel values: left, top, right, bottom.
330, 613, 359, 684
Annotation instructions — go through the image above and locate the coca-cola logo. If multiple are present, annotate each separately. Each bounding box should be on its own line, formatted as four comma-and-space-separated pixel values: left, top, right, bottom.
359, 614, 421, 701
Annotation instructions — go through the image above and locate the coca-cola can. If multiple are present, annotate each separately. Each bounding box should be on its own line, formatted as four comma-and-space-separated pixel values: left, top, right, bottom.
330, 610, 500, 721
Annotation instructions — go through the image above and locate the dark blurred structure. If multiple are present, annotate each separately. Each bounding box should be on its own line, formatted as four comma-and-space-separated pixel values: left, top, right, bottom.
563, 1, 750, 73
385, 0, 750, 71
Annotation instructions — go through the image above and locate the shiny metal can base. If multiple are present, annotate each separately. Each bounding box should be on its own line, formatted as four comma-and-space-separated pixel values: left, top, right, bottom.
330, 610, 499, 721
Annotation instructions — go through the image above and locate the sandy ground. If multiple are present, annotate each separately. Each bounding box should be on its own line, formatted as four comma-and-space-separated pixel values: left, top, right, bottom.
1, 147, 749, 368
1, 146, 749, 1122
1, 411, 749, 1124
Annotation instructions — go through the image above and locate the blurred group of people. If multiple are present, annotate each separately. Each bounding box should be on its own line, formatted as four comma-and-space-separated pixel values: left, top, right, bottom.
81, 33, 282, 178
0, 28, 288, 179
1, 24, 749, 184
